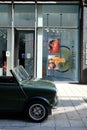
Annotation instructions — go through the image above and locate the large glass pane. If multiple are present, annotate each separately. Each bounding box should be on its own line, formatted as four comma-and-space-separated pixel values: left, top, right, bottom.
14, 4, 35, 27
0, 28, 12, 76
41, 5, 79, 27
0, 4, 11, 26
42, 4, 79, 81
0, 29, 7, 76
43, 28, 79, 81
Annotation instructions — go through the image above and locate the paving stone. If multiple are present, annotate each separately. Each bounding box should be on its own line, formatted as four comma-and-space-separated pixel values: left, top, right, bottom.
41, 118, 55, 127
69, 119, 85, 127
82, 117, 87, 127
55, 119, 70, 127
3, 126, 55, 130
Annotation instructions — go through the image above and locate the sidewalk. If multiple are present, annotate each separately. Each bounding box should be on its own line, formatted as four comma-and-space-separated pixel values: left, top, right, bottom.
0, 82, 87, 130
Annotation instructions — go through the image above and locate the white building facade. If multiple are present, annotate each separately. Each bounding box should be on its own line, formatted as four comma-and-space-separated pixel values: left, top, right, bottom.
0, 0, 87, 83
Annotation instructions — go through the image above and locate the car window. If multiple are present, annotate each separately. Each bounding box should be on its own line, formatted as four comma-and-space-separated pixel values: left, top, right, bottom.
12, 66, 30, 82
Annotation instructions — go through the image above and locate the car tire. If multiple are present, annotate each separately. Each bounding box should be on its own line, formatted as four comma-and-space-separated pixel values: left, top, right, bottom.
25, 100, 49, 122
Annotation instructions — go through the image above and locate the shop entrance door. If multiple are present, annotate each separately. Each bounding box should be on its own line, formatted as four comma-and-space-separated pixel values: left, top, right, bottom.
14, 30, 34, 77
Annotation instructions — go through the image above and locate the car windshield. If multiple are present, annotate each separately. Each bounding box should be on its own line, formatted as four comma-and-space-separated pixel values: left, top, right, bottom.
12, 65, 30, 82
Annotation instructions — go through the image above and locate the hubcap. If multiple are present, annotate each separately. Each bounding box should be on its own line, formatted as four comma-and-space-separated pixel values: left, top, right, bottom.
29, 103, 46, 121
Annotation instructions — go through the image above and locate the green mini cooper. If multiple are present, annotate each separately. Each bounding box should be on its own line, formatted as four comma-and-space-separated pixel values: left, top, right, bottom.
0, 65, 58, 122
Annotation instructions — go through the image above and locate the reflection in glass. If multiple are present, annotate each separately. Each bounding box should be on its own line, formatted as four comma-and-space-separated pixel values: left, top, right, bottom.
42, 5, 79, 27
43, 28, 78, 81
0, 29, 7, 76
14, 4, 35, 27
0, 4, 11, 26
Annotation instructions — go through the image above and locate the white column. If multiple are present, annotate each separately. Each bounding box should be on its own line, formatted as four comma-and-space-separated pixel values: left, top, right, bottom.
37, 5, 43, 78
37, 29, 43, 78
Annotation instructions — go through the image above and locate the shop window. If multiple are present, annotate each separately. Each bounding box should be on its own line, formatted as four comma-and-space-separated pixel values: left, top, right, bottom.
43, 28, 79, 81
0, 4, 11, 26
0, 29, 7, 76
0, 28, 11, 76
42, 5, 79, 27
42, 4, 79, 81
14, 4, 35, 27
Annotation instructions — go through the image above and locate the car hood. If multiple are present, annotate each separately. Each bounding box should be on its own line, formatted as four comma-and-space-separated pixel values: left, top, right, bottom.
21, 78, 56, 90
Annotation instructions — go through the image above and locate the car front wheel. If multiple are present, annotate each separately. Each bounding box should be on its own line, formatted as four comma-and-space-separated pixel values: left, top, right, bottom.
25, 101, 49, 122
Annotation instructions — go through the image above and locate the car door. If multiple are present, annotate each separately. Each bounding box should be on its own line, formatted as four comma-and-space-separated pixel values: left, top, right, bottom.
0, 81, 24, 112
